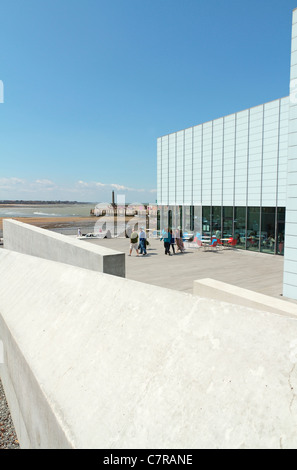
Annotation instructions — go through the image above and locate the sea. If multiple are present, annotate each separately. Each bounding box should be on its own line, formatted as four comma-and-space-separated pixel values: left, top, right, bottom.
0, 202, 142, 237
0, 202, 95, 219
0, 203, 98, 237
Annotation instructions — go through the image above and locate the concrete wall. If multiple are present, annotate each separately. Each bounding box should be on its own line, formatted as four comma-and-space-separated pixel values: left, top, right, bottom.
284, 8, 297, 301
2, 248, 297, 448
193, 278, 297, 318
3, 219, 125, 278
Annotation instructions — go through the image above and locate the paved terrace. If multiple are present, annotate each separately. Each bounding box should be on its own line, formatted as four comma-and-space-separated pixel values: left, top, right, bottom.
82, 237, 292, 302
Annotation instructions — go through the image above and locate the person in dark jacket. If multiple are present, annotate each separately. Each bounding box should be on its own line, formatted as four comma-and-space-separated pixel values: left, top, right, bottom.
160, 228, 172, 255
170, 229, 176, 255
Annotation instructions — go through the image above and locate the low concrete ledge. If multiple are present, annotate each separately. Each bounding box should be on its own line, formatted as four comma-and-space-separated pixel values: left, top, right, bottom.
3, 219, 125, 277
2, 249, 297, 448
193, 278, 297, 318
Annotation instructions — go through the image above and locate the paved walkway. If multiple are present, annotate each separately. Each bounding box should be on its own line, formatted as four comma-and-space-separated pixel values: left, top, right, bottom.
82, 237, 291, 302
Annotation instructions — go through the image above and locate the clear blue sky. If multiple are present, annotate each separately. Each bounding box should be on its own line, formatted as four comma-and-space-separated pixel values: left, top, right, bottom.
0, 0, 296, 203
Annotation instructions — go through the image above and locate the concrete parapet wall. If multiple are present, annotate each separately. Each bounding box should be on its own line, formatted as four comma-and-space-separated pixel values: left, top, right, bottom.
3, 219, 125, 277
2, 249, 297, 448
193, 278, 297, 318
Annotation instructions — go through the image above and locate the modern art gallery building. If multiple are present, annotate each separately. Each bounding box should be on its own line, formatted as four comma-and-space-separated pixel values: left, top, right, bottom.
157, 8, 297, 301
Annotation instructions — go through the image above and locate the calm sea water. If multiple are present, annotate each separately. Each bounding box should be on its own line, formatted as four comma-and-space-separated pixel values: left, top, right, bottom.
0, 203, 95, 218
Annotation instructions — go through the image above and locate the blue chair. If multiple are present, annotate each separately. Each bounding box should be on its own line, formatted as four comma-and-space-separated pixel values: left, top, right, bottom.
204, 238, 218, 251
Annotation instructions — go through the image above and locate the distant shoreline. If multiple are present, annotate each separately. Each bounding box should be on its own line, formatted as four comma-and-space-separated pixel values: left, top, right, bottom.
0, 201, 93, 207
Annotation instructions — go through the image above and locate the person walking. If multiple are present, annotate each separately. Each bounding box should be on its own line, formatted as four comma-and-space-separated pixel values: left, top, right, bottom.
170, 229, 176, 254
160, 228, 172, 255
176, 227, 185, 253
139, 227, 147, 256
128, 230, 139, 256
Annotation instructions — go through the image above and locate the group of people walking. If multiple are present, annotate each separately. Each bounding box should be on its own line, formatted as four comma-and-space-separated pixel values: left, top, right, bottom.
160, 227, 185, 255
128, 227, 185, 257
128, 227, 148, 256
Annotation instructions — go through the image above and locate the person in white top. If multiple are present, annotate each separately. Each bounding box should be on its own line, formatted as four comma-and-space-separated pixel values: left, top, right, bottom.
139, 228, 147, 255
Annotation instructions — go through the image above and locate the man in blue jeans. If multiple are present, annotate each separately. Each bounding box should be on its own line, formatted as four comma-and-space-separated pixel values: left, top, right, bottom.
139, 227, 147, 255
160, 228, 172, 255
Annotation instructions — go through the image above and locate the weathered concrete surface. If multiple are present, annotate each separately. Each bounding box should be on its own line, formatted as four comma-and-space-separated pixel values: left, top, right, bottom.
193, 278, 297, 318
3, 219, 125, 277
1, 248, 297, 449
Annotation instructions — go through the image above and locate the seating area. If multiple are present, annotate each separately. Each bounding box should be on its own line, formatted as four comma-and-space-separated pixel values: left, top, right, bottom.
156, 229, 284, 254
199, 235, 238, 251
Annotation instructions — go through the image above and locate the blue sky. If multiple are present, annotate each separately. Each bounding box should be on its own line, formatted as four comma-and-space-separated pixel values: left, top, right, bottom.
0, 0, 296, 203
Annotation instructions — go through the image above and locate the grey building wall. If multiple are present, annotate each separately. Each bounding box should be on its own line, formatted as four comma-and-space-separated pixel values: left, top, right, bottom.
157, 97, 289, 208
283, 8, 297, 300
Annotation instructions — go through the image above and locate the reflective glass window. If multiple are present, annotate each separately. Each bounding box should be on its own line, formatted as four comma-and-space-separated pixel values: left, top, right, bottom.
190, 206, 194, 231
184, 206, 191, 232
202, 206, 211, 237
223, 207, 233, 238
261, 207, 276, 254
247, 207, 260, 251
168, 210, 172, 229
234, 207, 246, 249
212, 206, 222, 239
276, 207, 285, 255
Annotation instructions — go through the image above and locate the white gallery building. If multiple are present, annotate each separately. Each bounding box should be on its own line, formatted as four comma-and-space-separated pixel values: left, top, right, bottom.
157, 8, 297, 301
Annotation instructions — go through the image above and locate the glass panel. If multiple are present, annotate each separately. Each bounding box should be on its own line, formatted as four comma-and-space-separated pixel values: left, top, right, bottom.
190, 206, 194, 231
276, 207, 285, 255
223, 207, 233, 238
184, 206, 191, 233
202, 206, 211, 237
181, 206, 194, 241
168, 210, 172, 230
160, 205, 169, 233
234, 207, 246, 249
212, 206, 222, 239
260, 207, 276, 254
247, 207, 260, 251
194, 205, 203, 236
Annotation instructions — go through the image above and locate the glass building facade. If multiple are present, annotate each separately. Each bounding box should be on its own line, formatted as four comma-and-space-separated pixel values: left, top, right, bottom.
157, 8, 297, 300
159, 204, 285, 255
157, 97, 289, 256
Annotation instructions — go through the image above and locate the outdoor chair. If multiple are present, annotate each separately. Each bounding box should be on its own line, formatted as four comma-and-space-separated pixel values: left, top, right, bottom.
204, 239, 218, 251
216, 238, 224, 250
226, 237, 238, 249
193, 234, 203, 247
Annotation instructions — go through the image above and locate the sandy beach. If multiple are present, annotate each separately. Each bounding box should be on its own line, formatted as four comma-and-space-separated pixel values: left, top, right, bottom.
0, 216, 97, 231
0, 214, 136, 235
